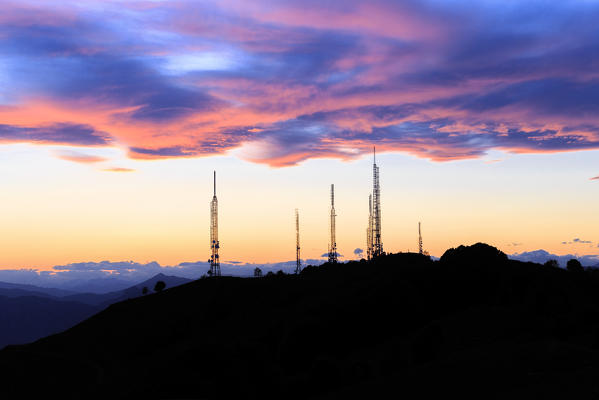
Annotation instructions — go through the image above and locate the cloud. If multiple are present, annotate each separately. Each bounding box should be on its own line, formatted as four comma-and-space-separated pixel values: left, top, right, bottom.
354, 248, 363, 255
510, 250, 599, 267
591, 176, 599, 181
3, 1, 599, 164
572, 238, 593, 244
320, 252, 344, 258
56, 150, 107, 163
0, 123, 112, 146
0, 258, 337, 289
102, 167, 135, 173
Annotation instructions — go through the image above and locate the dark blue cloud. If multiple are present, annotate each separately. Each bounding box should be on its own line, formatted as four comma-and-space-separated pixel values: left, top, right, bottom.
0, 19, 222, 122
451, 79, 599, 116
0, 123, 111, 146
129, 146, 192, 157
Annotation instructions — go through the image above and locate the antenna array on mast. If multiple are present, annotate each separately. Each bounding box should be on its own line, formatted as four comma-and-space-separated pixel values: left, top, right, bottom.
418, 222, 423, 255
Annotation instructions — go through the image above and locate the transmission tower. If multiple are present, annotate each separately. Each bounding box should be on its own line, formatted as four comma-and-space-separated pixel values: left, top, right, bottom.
295, 208, 301, 274
328, 184, 338, 263
209, 171, 220, 276
372, 147, 383, 257
418, 222, 423, 255
366, 194, 373, 260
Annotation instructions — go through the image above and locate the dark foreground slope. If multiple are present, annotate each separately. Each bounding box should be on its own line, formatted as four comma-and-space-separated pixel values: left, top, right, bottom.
0, 274, 192, 349
2, 243, 599, 399
0, 295, 99, 349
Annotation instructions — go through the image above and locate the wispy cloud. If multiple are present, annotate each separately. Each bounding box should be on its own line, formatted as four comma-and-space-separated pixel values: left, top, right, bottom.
102, 167, 135, 173
0, 123, 112, 146
591, 176, 599, 181
56, 150, 107, 163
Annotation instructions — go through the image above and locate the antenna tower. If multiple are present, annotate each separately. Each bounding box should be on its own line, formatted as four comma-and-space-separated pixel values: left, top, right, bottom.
366, 194, 373, 260
209, 171, 220, 276
372, 147, 383, 257
295, 209, 301, 274
328, 184, 338, 263
418, 222, 423, 255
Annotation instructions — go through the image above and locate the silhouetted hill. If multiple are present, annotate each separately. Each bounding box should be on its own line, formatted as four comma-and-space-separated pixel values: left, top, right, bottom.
2, 243, 599, 399
62, 273, 193, 306
0, 274, 192, 350
0, 295, 98, 349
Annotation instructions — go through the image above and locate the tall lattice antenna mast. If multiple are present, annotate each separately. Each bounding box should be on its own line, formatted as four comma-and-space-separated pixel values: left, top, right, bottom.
418, 222, 423, 255
209, 171, 220, 276
372, 146, 383, 257
328, 184, 338, 263
366, 194, 373, 260
295, 209, 301, 274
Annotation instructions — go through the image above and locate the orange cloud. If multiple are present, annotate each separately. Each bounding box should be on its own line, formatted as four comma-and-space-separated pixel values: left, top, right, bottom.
103, 167, 135, 172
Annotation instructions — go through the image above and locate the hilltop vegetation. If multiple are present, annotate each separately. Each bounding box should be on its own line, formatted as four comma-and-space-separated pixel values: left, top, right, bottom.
2, 243, 599, 399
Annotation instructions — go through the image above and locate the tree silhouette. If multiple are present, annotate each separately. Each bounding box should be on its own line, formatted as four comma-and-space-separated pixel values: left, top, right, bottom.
544, 259, 559, 268
254, 267, 263, 277
142, 286, 149, 295
567, 259, 584, 273
154, 281, 166, 292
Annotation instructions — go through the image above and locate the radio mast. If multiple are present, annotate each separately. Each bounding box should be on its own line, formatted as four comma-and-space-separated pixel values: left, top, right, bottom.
367, 194, 373, 260
328, 184, 338, 263
372, 147, 383, 257
209, 171, 220, 276
295, 209, 301, 274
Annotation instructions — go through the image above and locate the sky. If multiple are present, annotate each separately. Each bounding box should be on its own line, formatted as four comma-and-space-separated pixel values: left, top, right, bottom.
1, 0, 598, 274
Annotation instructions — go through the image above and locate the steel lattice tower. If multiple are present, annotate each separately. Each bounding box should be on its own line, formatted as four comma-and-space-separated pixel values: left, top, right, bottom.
295, 208, 301, 274
372, 147, 383, 257
328, 184, 338, 263
366, 194, 373, 260
209, 171, 220, 276
418, 222, 423, 255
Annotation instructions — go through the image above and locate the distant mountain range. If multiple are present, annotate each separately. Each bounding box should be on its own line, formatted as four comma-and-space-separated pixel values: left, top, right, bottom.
0, 273, 192, 349
0, 281, 76, 297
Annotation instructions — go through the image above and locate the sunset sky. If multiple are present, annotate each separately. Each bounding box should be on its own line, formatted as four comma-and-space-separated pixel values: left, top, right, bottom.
1, 0, 598, 271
